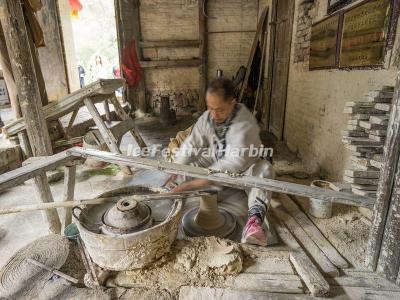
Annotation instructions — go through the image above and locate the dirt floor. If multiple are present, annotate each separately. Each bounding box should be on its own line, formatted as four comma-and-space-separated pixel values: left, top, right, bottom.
0, 112, 380, 298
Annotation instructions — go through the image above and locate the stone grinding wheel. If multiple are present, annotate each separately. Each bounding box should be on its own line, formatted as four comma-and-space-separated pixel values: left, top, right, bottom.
0, 234, 70, 298
182, 194, 237, 238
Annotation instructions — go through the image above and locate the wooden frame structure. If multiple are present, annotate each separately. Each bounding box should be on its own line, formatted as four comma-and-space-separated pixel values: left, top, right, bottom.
0, 147, 380, 295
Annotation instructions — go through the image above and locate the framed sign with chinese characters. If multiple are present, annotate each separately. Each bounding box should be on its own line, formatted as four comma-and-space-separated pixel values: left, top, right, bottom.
310, 14, 340, 69
339, 0, 392, 67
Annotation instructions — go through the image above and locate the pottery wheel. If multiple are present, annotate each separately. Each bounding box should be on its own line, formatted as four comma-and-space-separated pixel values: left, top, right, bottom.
0, 234, 70, 298
182, 194, 237, 238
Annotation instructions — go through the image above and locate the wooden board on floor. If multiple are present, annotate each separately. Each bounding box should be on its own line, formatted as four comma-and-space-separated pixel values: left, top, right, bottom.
228, 273, 304, 294
273, 207, 340, 277
272, 213, 330, 297
279, 194, 349, 269
179, 286, 314, 300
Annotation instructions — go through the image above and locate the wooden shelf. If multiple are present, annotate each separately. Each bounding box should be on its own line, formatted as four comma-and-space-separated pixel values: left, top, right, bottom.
139, 59, 202, 69
138, 40, 200, 48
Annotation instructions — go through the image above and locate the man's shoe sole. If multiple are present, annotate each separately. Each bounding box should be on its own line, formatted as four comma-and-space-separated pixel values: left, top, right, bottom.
241, 235, 267, 246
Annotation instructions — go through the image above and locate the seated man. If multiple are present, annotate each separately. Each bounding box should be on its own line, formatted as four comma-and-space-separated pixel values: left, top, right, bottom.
168, 77, 275, 246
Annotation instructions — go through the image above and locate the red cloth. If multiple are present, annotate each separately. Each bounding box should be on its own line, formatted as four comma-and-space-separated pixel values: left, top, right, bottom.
121, 39, 143, 87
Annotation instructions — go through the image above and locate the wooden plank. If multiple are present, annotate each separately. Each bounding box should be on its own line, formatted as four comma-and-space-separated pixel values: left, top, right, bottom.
359, 121, 387, 130
139, 59, 201, 69
109, 119, 136, 141
3, 79, 123, 136
280, 194, 349, 269
344, 170, 380, 179
370, 115, 389, 125
228, 273, 304, 294
197, 0, 207, 112
377, 155, 400, 281
273, 207, 340, 277
62, 165, 76, 229
65, 109, 79, 138
138, 40, 200, 48
109, 96, 147, 148
0, 151, 75, 192
68, 148, 376, 208
327, 275, 400, 291
366, 73, 400, 272
272, 214, 330, 297
178, 286, 315, 300
83, 98, 132, 175
344, 176, 379, 185
103, 100, 111, 123
375, 103, 392, 112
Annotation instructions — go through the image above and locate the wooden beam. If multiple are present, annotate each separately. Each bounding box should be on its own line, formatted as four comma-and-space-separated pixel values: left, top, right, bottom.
109, 95, 147, 148
62, 165, 76, 229
366, 74, 400, 271
198, 0, 208, 112
3, 79, 123, 137
83, 98, 132, 175
138, 40, 200, 48
0, 151, 75, 192
377, 141, 400, 280
68, 148, 375, 208
0, 0, 60, 233
139, 59, 201, 69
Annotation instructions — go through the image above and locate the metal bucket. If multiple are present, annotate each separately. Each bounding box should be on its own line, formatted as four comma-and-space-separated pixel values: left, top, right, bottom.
74, 186, 183, 271
309, 180, 333, 219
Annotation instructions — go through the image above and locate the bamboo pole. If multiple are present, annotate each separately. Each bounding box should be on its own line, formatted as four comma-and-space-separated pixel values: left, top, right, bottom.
0, 191, 212, 215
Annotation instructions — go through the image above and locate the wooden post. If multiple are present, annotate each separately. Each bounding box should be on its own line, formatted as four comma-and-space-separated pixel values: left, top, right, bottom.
0, 0, 61, 233
62, 164, 76, 229
197, 0, 207, 112
366, 73, 400, 272
0, 22, 33, 157
377, 154, 400, 281
372, 75, 400, 281
37, 0, 69, 100
115, 0, 146, 112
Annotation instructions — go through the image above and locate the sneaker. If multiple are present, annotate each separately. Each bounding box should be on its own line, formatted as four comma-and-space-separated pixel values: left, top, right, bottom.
241, 216, 267, 246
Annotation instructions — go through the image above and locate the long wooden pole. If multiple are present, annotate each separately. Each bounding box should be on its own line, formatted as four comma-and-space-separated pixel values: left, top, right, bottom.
0, 191, 212, 215
68, 147, 375, 208
366, 73, 400, 272
0, 0, 61, 233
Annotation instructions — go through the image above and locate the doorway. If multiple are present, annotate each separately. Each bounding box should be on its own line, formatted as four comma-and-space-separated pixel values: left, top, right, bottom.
266, 0, 295, 140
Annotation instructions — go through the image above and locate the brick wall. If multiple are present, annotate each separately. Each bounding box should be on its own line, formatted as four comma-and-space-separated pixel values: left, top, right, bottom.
139, 0, 259, 113
283, 0, 400, 179
293, 0, 318, 63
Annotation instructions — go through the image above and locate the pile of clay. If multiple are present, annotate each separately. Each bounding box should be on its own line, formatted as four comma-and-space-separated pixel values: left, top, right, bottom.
106, 236, 243, 296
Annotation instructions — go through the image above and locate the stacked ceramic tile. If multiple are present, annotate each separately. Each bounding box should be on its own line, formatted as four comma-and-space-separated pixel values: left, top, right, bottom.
342, 86, 394, 198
